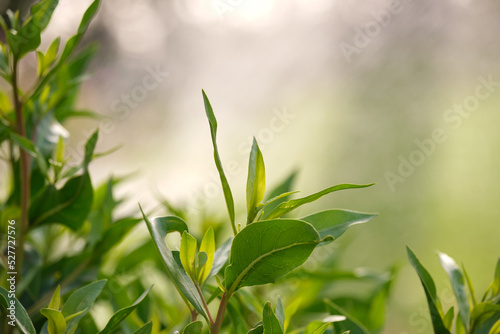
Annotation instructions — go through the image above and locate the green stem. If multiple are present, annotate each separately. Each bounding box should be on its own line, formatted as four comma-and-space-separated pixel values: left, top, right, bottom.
211, 292, 231, 334
12, 58, 30, 288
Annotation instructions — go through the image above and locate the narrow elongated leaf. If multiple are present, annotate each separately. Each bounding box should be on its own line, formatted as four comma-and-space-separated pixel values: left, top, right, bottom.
438, 252, 470, 332
182, 321, 203, 334
276, 297, 285, 330
489, 319, 500, 334
199, 227, 215, 283
300, 209, 377, 240
180, 231, 197, 279
324, 299, 369, 334
443, 306, 455, 330
98, 285, 153, 334
406, 247, 450, 334
263, 302, 284, 334
133, 321, 153, 334
247, 138, 266, 224
304, 322, 330, 334
209, 237, 233, 278
262, 170, 297, 217
264, 183, 374, 220
140, 206, 209, 320
470, 302, 500, 333
62, 280, 106, 334
48, 285, 61, 310
202, 90, 236, 234
0, 287, 36, 334
224, 219, 320, 293
40, 308, 66, 334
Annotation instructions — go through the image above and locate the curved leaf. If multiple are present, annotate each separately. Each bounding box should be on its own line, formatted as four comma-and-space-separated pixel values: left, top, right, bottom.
209, 237, 233, 278
40, 308, 66, 334
224, 219, 320, 293
247, 138, 266, 224
263, 302, 284, 334
0, 286, 36, 334
133, 321, 153, 334
182, 321, 203, 334
199, 227, 215, 283
140, 206, 209, 320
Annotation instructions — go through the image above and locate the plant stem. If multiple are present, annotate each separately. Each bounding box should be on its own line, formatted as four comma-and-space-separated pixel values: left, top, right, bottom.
12, 58, 30, 287
195, 283, 214, 326
211, 292, 231, 334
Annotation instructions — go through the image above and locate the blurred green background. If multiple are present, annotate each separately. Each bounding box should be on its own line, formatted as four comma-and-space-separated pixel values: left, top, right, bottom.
8, 0, 500, 332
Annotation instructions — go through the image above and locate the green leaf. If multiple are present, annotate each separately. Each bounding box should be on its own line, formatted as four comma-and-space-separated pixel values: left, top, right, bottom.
324, 299, 369, 334
407, 247, 450, 334
489, 318, 500, 334
202, 90, 236, 235
224, 219, 320, 293
133, 322, 153, 334
470, 302, 500, 333
248, 324, 264, 334
7, 0, 58, 59
304, 322, 330, 334
40, 308, 66, 334
276, 297, 285, 330
199, 227, 215, 284
263, 302, 284, 334
10, 132, 49, 177
438, 252, 470, 332
0, 286, 36, 334
264, 183, 374, 220
300, 209, 377, 240
443, 306, 455, 330
182, 321, 203, 334
485, 257, 500, 301
48, 285, 61, 310
84, 130, 99, 167
62, 280, 106, 334
29, 171, 93, 230
180, 231, 197, 279
140, 206, 209, 321
209, 237, 232, 278
262, 170, 297, 218
98, 285, 153, 334
246, 138, 266, 224
463, 265, 477, 307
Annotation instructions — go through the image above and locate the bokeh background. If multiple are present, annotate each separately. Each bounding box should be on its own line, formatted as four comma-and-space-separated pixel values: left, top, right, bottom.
11, 0, 500, 332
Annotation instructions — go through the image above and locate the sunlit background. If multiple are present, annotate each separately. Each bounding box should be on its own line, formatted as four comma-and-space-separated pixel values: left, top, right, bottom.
14, 0, 500, 332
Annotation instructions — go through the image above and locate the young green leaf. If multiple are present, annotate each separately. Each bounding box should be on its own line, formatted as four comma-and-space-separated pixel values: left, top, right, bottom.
263, 302, 284, 334
140, 206, 209, 321
304, 321, 330, 334
0, 286, 36, 334
438, 252, 470, 332
263, 183, 374, 220
470, 302, 500, 333
98, 285, 153, 334
300, 209, 377, 240
261, 170, 297, 217
202, 90, 236, 235
246, 137, 266, 224
198, 227, 215, 284
406, 247, 450, 334
61, 280, 107, 334
40, 308, 66, 334
48, 285, 61, 310
489, 318, 500, 334
133, 321, 153, 334
180, 231, 198, 279
224, 219, 320, 293
182, 321, 203, 334
443, 306, 455, 331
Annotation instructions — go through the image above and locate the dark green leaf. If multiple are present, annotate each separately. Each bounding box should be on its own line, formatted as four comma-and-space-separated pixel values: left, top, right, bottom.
224, 219, 320, 293
133, 322, 153, 334
248, 324, 264, 334
246, 137, 266, 224
182, 321, 203, 334
209, 237, 233, 278
62, 280, 106, 334
0, 286, 36, 334
407, 247, 450, 334
263, 302, 284, 334
300, 209, 377, 240
140, 206, 209, 320
264, 183, 374, 220
98, 285, 153, 334
470, 302, 500, 333
438, 252, 470, 332
324, 299, 369, 334
202, 90, 236, 234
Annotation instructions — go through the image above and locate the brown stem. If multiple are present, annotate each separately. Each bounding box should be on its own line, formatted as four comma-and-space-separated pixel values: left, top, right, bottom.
12, 58, 30, 287
211, 292, 231, 334
195, 283, 214, 326
190, 309, 199, 322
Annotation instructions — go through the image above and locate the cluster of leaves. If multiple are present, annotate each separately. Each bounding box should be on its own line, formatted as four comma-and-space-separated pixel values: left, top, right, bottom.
139, 91, 385, 333
0, 0, 153, 333
408, 247, 500, 334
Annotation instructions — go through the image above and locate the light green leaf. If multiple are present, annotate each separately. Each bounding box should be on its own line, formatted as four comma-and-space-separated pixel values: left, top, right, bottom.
140, 206, 209, 321
209, 237, 232, 278
276, 297, 285, 330
489, 318, 500, 334
62, 280, 106, 334
182, 321, 203, 334
98, 285, 153, 334
202, 90, 236, 235
133, 322, 153, 334
263, 302, 284, 334
304, 322, 330, 334
48, 285, 61, 310
224, 219, 320, 293
180, 231, 197, 279
198, 227, 215, 284
0, 286, 36, 334
300, 209, 377, 240
40, 308, 66, 334
443, 306, 454, 331
438, 252, 470, 332
407, 247, 450, 334
246, 137, 266, 224
264, 183, 374, 220
261, 170, 297, 218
